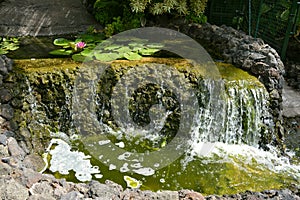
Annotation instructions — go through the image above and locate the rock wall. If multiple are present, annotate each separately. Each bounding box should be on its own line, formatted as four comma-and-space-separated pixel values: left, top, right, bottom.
0, 0, 101, 36
0, 55, 15, 134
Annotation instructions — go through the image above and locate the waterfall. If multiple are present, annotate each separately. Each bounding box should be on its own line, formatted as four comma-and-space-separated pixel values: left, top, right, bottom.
194, 79, 270, 147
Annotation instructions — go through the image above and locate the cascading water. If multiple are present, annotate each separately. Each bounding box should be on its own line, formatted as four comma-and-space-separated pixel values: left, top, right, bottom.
195, 79, 270, 146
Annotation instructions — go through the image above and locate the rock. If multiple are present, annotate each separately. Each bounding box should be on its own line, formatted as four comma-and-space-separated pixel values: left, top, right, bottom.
0, 133, 7, 145
0, 178, 29, 200
27, 194, 56, 200
29, 181, 54, 196
87, 180, 119, 199
3, 130, 15, 138
0, 55, 13, 76
179, 190, 205, 200
61, 191, 85, 200
0, 88, 12, 103
22, 154, 45, 171
21, 168, 43, 188
7, 137, 27, 161
0, 0, 101, 36
0, 103, 14, 120
249, 52, 266, 61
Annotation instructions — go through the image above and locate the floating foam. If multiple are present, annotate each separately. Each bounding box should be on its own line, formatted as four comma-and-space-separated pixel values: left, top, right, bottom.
47, 139, 101, 182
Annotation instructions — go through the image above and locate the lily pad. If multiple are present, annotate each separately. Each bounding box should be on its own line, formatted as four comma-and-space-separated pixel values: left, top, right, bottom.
124, 52, 143, 60
146, 43, 164, 49
0, 49, 8, 54
53, 38, 72, 46
139, 48, 160, 56
94, 52, 121, 62
72, 54, 88, 62
104, 45, 122, 51
80, 49, 94, 57
49, 49, 73, 56
114, 46, 131, 54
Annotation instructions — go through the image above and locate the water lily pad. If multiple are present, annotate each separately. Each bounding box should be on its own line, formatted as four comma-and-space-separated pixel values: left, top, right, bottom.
49, 49, 73, 56
139, 48, 160, 56
124, 52, 142, 60
72, 54, 88, 62
80, 49, 94, 57
104, 45, 122, 51
53, 38, 72, 46
94, 52, 120, 62
114, 46, 131, 54
0, 49, 8, 54
146, 43, 164, 49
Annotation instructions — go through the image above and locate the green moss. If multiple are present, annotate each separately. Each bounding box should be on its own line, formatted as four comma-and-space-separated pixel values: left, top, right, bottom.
216, 62, 263, 84
14, 58, 80, 73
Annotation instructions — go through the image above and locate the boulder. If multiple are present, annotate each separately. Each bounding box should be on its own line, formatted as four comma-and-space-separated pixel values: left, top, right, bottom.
0, 0, 101, 36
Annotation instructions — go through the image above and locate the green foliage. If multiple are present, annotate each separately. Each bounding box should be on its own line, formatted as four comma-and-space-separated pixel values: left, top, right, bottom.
93, 0, 208, 38
93, 0, 143, 37
186, 12, 207, 24
0, 37, 20, 55
93, 0, 123, 25
130, 0, 208, 17
49, 35, 164, 62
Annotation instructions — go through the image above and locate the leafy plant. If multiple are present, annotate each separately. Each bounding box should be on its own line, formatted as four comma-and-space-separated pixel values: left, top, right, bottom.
0, 37, 20, 54
93, 0, 143, 37
49, 35, 164, 62
130, 0, 208, 17
186, 12, 207, 24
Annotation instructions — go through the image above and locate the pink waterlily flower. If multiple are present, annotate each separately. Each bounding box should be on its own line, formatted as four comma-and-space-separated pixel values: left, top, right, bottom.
76, 41, 86, 49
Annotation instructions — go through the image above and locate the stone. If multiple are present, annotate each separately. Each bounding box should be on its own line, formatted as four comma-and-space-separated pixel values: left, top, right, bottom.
0, 145, 9, 157
0, 103, 14, 120
0, 88, 12, 103
0, 133, 7, 145
61, 191, 85, 200
29, 181, 54, 196
0, 55, 13, 76
0, 0, 101, 36
87, 180, 119, 199
3, 130, 15, 138
0, 178, 29, 200
7, 137, 27, 161
179, 190, 205, 200
0, 159, 12, 176
21, 168, 43, 188
28, 194, 56, 200
22, 154, 45, 171
249, 52, 266, 61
